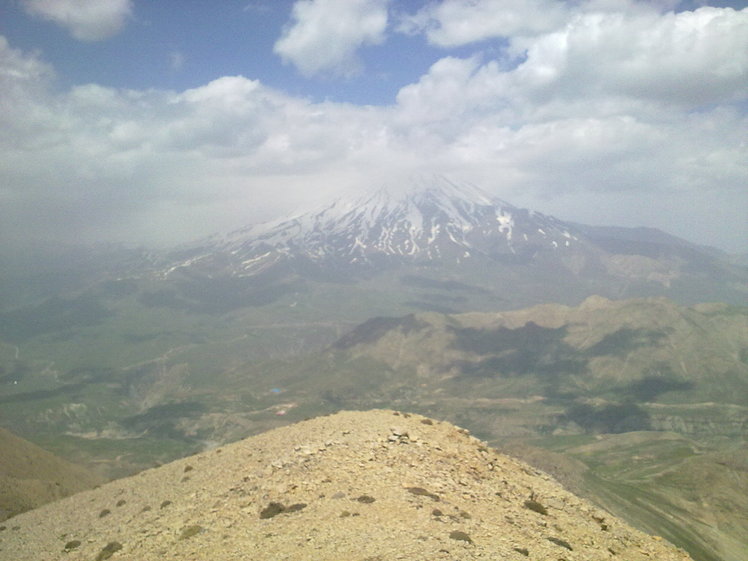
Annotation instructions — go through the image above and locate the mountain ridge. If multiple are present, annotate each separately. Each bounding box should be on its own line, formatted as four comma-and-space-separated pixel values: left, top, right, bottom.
0, 410, 693, 561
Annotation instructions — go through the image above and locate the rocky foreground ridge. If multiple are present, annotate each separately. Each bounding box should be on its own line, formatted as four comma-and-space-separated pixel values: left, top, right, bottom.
0, 410, 692, 561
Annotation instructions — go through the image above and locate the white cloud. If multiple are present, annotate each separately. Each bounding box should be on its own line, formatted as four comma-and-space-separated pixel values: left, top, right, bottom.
511, 7, 748, 106
21, 0, 133, 41
274, 0, 389, 77
0, 37, 58, 151
398, 0, 569, 46
398, 0, 693, 47
396, 7, 748, 121
399, 4, 748, 108
0, 36, 53, 99
0, 39, 385, 246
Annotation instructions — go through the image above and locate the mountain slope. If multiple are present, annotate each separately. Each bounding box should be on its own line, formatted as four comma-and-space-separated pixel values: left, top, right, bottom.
0, 410, 692, 561
336, 296, 748, 403
501, 433, 748, 561
0, 428, 102, 521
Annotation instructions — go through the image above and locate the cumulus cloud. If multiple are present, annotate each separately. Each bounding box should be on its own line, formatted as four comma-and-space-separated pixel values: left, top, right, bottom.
0, 38, 383, 246
511, 7, 748, 106
399, 3, 748, 107
396, 7, 748, 120
274, 0, 389, 77
397, 0, 692, 46
390, 8, 747, 195
21, 0, 133, 41
398, 0, 569, 45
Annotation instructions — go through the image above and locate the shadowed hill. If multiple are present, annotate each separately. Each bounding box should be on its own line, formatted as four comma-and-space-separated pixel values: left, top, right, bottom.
0, 410, 692, 560
0, 428, 102, 521
329, 296, 748, 410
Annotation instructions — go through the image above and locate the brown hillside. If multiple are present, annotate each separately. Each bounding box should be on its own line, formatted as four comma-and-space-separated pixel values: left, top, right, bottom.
335, 296, 748, 407
0, 428, 102, 521
0, 410, 692, 560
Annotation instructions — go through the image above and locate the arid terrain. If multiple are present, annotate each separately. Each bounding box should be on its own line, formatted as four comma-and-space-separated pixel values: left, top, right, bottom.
0, 410, 693, 561
0, 428, 101, 522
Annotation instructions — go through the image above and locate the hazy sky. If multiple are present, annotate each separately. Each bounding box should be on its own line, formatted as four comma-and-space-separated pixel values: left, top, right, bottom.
1, 0, 746, 252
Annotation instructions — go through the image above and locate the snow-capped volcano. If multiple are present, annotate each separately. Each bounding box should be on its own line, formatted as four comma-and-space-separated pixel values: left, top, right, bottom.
150, 174, 744, 306
215, 176, 579, 274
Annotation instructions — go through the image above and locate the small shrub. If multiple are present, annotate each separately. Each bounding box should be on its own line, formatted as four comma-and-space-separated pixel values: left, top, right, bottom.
259, 502, 307, 519
260, 502, 285, 519
406, 487, 440, 501
547, 536, 573, 551
183, 465, 194, 473
115, 499, 126, 507
513, 547, 529, 556
449, 530, 472, 543
160, 500, 172, 509
523, 499, 548, 515
356, 495, 376, 504
179, 525, 203, 540
420, 419, 433, 425
98, 509, 111, 518
63, 540, 81, 551
95, 541, 123, 561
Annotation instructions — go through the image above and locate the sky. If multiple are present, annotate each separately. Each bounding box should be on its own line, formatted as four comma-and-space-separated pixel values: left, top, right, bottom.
0, 0, 746, 253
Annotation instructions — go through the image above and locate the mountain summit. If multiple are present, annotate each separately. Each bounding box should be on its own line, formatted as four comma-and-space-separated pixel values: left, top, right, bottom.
0, 410, 693, 561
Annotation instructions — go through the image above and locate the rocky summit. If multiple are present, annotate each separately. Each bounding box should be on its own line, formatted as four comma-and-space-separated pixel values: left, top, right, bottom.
0, 410, 692, 561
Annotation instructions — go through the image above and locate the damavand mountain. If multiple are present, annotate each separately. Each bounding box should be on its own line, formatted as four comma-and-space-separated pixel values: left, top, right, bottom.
158, 175, 746, 310
2, 175, 744, 320
222, 177, 572, 268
